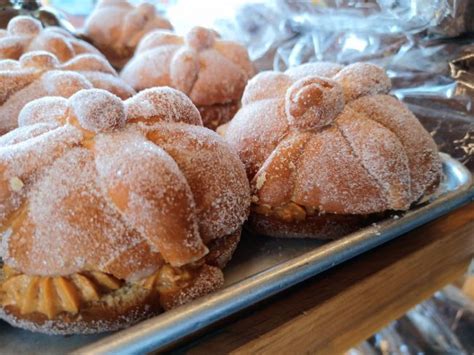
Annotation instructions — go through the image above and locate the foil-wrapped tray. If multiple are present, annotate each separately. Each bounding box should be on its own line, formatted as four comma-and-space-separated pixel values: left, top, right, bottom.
0, 153, 472, 354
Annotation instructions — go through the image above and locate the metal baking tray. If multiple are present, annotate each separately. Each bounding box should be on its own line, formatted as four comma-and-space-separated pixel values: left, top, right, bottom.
0, 153, 472, 354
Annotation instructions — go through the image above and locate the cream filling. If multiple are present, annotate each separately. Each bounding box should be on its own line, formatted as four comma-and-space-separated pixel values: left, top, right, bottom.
0, 264, 193, 319
252, 201, 316, 222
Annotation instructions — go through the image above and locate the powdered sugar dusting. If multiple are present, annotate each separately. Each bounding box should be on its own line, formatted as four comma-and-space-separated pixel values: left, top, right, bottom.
0, 70, 90, 134
293, 127, 389, 214
225, 98, 289, 178
7, 17, 42, 37
0, 125, 82, 182
285, 76, 344, 130
189, 49, 247, 106
19, 51, 59, 69
0, 59, 20, 71
42, 70, 92, 97
2, 86, 247, 276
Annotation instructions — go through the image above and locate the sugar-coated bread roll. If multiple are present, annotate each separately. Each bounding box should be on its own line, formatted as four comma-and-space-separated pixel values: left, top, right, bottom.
0, 50, 135, 134
222, 62, 442, 239
121, 26, 255, 130
83, 0, 173, 69
0, 16, 101, 62
0, 87, 250, 334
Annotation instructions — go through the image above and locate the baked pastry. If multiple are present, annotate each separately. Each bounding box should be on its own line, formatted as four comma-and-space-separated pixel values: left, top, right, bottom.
121, 26, 255, 129
0, 16, 101, 62
223, 62, 442, 239
0, 87, 250, 334
83, 0, 173, 69
0, 50, 135, 134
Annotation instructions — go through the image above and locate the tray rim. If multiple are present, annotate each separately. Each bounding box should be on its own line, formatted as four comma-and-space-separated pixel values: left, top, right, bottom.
69, 153, 472, 354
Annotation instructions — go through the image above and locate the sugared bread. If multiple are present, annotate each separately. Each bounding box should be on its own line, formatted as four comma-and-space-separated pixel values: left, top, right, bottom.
0, 87, 250, 334
0, 51, 134, 134
0, 16, 101, 62
84, 0, 173, 69
223, 62, 442, 238
121, 26, 255, 129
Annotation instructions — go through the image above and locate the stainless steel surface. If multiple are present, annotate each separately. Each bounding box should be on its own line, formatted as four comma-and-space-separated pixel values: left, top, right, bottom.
0, 154, 472, 354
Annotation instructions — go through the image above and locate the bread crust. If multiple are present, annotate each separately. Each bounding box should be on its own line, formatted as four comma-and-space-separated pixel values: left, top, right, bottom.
1, 87, 250, 276
0, 264, 223, 335
83, 0, 173, 69
121, 27, 254, 129
248, 212, 369, 239
0, 229, 240, 335
0, 51, 134, 134
0, 16, 101, 62
223, 62, 442, 239
198, 101, 241, 130
0, 87, 250, 333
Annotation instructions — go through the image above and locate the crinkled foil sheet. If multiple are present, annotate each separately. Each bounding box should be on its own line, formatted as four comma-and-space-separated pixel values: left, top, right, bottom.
201, 0, 474, 171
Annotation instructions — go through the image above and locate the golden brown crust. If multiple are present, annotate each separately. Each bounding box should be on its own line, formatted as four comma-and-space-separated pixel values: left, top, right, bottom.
121, 27, 254, 129
83, 0, 173, 69
223, 62, 442, 238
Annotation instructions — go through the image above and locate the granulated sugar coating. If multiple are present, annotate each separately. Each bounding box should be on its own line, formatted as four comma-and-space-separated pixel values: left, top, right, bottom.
0, 50, 134, 135
224, 61, 442, 238
0, 86, 250, 334
17, 97, 68, 127
61, 54, 116, 74
70, 90, 126, 132
121, 26, 254, 129
145, 123, 250, 243
83, 0, 173, 69
0, 16, 101, 62
125, 87, 202, 125
334, 63, 391, 101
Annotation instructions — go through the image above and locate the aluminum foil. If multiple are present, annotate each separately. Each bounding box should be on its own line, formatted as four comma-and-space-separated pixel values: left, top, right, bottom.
173, 0, 474, 171
347, 285, 474, 354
